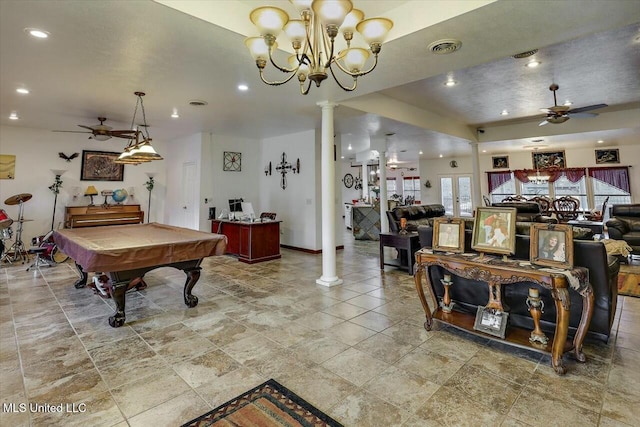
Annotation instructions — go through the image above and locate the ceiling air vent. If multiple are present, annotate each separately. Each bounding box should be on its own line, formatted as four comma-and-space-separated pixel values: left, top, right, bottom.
512, 49, 538, 59
188, 100, 208, 106
428, 39, 462, 54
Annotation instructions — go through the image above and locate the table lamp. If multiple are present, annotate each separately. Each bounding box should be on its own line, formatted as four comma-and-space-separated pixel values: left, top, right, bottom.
84, 185, 98, 206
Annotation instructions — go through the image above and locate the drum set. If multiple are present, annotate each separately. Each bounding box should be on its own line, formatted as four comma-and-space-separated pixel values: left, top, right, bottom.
0, 193, 68, 266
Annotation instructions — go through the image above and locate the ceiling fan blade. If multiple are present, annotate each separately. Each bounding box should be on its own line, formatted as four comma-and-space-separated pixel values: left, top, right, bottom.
110, 130, 137, 135
569, 112, 598, 118
110, 133, 138, 139
569, 103, 607, 114
77, 125, 96, 130
53, 130, 92, 133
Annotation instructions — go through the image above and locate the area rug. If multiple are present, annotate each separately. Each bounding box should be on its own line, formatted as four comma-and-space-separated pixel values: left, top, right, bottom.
181, 379, 343, 427
618, 272, 640, 298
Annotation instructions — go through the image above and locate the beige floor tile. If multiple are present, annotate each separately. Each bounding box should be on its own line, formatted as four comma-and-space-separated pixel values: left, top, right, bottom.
330, 389, 412, 427
322, 347, 390, 386
508, 390, 599, 426
172, 349, 241, 388
290, 335, 351, 364
128, 390, 210, 427
30, 391, 124, 427
364, 365, 439, 413
323, 320, 378, 346
354, 332, 415, 364
380, 320, 434, 346
600, 387, 640, 426
349, 310, 398, 332
396, 347, 465, 385
194, 367, 265, 407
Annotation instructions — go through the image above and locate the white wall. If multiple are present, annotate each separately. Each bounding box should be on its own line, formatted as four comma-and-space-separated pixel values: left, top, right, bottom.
0, 125, 165, 245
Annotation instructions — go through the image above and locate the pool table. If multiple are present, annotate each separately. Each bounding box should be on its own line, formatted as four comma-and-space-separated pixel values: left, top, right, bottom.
54, 223, 227, 327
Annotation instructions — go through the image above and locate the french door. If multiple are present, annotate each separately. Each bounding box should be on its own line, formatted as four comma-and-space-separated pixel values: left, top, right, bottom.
440, 175, 474, 217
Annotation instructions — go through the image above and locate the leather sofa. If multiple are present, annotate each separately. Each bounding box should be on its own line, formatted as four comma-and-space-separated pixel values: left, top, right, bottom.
606, 204, 640, 255
387, 204, 445, 233
417, 225, 619, 342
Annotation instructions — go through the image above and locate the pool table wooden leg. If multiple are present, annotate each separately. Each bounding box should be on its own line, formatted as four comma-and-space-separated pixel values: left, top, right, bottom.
74, 262, 88, 289
183, 267, 201, 307
108, 282, 127, 328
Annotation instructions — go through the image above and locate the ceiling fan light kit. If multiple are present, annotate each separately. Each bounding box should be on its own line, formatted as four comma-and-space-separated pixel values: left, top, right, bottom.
245, 0, 393, 95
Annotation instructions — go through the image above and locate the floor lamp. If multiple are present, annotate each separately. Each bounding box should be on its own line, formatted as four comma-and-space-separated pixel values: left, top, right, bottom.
144, 172, 156, 223
49, 169, 66, 230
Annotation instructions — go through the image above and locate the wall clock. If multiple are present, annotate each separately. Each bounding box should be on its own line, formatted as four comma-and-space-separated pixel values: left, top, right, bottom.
343, 173, 354, 188
223, 151, 241, 171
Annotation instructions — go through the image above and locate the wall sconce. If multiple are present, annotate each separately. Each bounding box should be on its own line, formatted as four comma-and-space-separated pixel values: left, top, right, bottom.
424, 180, 432, 188
71, 186, 81, 200
128, 187, 135, 199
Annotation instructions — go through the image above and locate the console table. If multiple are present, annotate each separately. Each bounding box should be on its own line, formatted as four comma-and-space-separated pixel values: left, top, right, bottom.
379, 232, 420, 275
413, 249, 594, 375
211, 219, 281, 263
64, 205, 144, 228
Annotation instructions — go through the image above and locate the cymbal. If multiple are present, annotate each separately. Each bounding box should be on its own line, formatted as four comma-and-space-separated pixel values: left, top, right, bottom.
5, 193, 32, 205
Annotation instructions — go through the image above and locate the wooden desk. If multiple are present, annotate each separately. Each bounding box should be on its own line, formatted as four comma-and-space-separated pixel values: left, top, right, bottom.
379, 232, 420, 275
414, 249, 594, 375
211, 219, 281, 263
64, 205, 144, 228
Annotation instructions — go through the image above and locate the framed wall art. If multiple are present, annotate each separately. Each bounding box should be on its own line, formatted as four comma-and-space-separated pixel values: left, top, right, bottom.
595, 149, 620, 164
530, 223, 574, 269
471, 206, 517, 256
80, 150, 124, 181
532, 150, 565, 169
492, 155, 509, 169
433, 217, 465, 253
0, 154, 16, 179
223, 151, 242, 171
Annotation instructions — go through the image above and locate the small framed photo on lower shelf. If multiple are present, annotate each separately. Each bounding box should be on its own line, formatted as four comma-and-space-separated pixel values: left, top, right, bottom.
473, 307, 509, 338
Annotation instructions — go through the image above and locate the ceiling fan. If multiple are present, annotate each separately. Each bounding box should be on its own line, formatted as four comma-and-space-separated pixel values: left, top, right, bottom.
539, 84, 607, 126
53, 117, 136, 141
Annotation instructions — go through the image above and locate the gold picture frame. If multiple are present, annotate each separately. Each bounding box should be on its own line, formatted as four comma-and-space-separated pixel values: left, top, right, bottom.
433, 217, 465, 253
530, 223, 574, 269
471, 207, 517, 256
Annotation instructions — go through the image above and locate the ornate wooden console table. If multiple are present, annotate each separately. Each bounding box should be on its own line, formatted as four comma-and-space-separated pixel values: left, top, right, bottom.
414, 249, 594, 375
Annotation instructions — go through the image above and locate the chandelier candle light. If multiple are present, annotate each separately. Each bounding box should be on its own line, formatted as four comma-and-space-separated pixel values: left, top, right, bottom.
245, 0, 393, 94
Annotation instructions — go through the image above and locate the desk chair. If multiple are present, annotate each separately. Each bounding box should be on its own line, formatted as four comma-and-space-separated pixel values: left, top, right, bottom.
26, 246, 53, 271
260, 212, 276, 220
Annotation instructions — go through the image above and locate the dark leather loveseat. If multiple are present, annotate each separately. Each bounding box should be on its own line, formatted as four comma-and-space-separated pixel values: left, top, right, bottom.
606, 204, 640, 255
387, 204, 445, 233
417, 225, 619, 343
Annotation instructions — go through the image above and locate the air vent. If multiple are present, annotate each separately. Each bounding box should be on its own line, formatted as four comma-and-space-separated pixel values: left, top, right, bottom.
428, 39, 462, 54
512, 49, 538, 59
188, 100, 208, 106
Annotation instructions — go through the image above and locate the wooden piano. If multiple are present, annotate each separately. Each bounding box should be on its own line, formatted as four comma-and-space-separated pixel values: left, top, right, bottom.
64, 205, 144, 228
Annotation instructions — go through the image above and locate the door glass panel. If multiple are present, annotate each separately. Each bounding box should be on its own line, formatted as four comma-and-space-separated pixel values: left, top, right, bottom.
457, 176, 473, 217
441, 177, 454, 215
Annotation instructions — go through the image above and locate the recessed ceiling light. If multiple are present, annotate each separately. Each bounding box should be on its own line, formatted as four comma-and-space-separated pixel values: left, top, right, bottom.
597, 140, 604, 144
439, 154, 443, 158
482, 150, 487, 153
525, 60, 541, 68
238, 84, 249, 91
347, 144, 352, 150
24, 28, 49, 38
419, 151, 423, 155
500, 110, 509, 116
16, 88, 29, 94
171, 110, 179, 118
9, 112, 19, 120
341, 156, 344, 159
444, 79, 457, 87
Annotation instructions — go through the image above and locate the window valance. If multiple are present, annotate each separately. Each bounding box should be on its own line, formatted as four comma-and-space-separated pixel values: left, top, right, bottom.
512, 167, 585, 184
588, 166, 630, 193
487, 171, 513, 193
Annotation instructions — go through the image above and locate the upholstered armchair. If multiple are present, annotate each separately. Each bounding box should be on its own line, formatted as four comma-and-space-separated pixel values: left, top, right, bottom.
606, 204, 640, 255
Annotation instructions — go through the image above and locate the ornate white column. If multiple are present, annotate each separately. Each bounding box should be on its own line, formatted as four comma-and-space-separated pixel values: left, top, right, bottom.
316, 101, 343, 287
470, 141, 482, 210
378, 151, 389, 232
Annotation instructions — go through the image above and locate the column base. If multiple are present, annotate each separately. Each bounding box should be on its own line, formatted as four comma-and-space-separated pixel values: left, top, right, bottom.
316, 277, 343, 287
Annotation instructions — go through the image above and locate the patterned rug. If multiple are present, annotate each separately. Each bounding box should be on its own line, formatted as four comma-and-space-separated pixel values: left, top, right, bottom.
618, 270, 640, 298
181, 379, 343, 427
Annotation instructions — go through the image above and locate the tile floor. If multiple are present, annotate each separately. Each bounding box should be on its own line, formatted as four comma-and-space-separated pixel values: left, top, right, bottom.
1, 235, 638, 426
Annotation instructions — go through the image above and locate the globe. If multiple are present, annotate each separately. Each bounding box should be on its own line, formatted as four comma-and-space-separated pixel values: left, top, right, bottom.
112, 188, 128, 204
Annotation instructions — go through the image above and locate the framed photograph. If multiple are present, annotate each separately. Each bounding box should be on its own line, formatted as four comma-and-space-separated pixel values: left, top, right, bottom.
471, 207, 517, 256
532, 150, 565, 169
80, 150, 124, 181
473, 307, 508, 338
530, 223, 574, 269
492, 155, 509, 169
595, 149, 620, 164
433, 217, 465, 253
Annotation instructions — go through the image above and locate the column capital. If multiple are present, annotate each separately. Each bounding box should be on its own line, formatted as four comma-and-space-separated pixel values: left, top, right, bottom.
316, 100, 339, 109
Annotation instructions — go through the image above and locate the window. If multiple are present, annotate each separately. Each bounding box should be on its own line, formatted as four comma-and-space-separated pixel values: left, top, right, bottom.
520, 181, 551, 199
386, 177, 398, 200
488, 172, 516, 203
589, 167, 632, 219
403, 176, 420, 204
553, 175, 587, 210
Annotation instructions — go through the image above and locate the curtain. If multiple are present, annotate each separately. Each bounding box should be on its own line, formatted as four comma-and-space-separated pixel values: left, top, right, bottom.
588, 166, 630, 193
487, 171, 512, 193
562, 167, 586, 183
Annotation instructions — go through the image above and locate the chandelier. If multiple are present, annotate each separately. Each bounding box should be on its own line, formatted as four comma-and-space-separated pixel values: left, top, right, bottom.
530, 169, 550, 185
115, 92, 163, 164
245, 0, 393, 95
